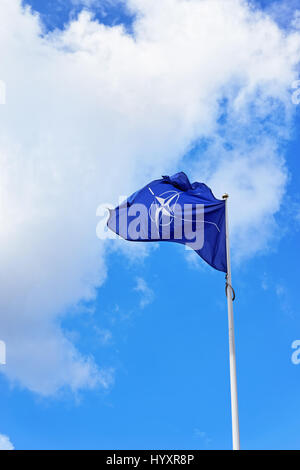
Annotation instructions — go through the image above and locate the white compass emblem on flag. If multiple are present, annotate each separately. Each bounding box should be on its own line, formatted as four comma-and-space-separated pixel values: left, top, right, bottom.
148, 186, 220, 232
148, 188, 180, 228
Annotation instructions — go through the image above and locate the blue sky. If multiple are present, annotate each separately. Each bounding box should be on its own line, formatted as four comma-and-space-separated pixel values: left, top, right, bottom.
0, 0, 300, 450
22, 0, 135, 32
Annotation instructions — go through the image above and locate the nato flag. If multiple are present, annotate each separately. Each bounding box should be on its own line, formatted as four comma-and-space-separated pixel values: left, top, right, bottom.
107, 172, 227, 273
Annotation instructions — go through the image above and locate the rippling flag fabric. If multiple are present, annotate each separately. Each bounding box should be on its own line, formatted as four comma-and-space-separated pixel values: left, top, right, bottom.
107, 172, 227, 272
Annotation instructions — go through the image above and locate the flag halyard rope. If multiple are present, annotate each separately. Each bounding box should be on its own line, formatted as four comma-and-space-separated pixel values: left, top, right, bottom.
225, 274, 236, 301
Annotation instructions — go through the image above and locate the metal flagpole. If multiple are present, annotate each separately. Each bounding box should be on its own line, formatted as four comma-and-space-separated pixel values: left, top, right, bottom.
222, 194, 240, 450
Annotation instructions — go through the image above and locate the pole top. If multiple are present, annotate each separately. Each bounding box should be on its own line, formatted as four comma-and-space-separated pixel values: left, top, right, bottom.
222, 193, 229, 200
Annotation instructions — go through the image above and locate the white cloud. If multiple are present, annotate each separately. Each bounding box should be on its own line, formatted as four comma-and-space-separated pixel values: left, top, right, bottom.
261, 272, 269, 291
202, 141, 288, 262
194, 428, 212, 446
276, 283, 293, 317
70, 0, 104, 8
71, 0, 100, 6
0, 0, 299, 395
259, 0, 300, 30
292, 10, 300, 30
94, 326, 113, 344
134, 277, 154, 308
0, 434, 14, 451
70, 0, 124, 11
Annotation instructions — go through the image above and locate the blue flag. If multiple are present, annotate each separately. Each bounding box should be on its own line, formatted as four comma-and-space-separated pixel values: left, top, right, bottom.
107, 172, 227, 273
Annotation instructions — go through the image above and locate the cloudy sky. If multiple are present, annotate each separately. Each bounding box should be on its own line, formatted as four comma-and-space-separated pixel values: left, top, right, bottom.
0, 0, 300, 450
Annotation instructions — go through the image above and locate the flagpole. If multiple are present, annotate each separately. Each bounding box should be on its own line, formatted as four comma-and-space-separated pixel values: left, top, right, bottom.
222, 194, 240, 450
